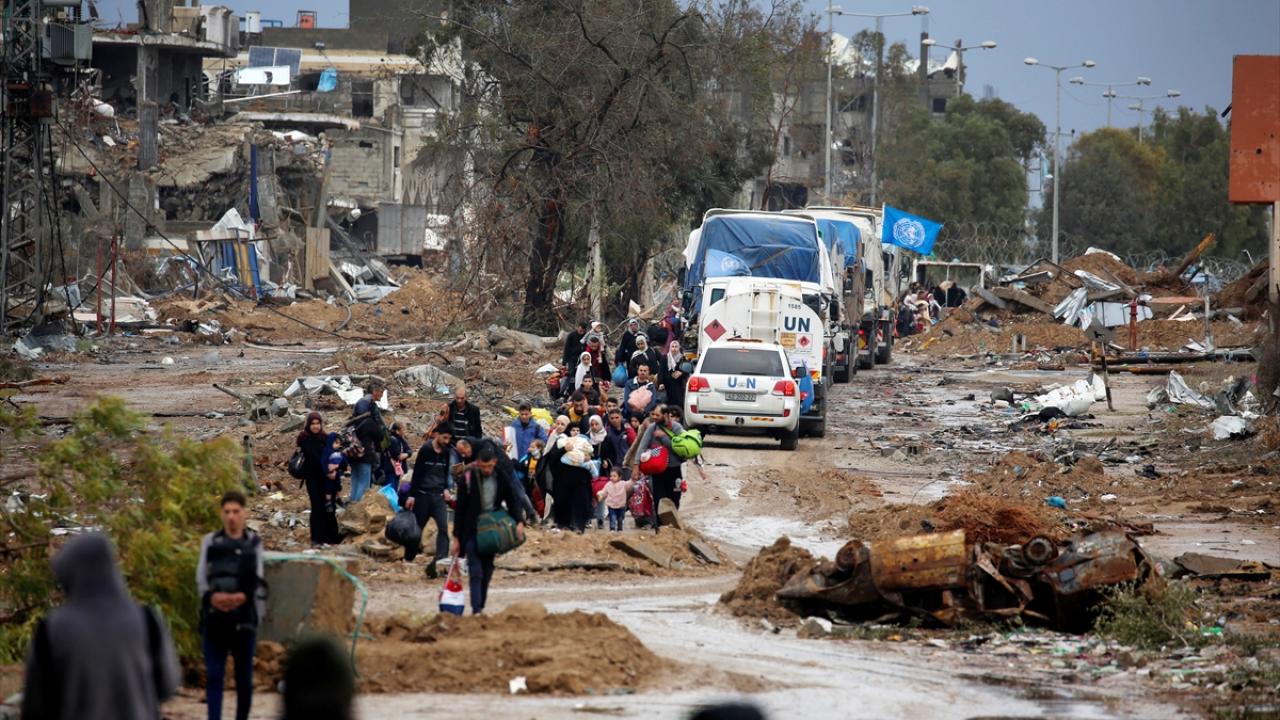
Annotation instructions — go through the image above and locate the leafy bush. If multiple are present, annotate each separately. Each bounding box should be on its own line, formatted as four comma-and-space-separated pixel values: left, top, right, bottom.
1095, 579, 1202, 650
1, 396, 248, 663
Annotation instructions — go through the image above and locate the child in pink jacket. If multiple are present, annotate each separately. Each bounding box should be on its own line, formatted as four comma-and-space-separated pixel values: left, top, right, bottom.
597, 468, 633, 532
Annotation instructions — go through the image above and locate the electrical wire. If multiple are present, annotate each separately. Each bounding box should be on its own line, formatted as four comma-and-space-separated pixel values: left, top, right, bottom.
53, 114, 368, 342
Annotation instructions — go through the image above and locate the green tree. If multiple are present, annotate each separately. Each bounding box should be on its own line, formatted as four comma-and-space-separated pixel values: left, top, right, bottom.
1, 397, 248, 663
1037, 127, 1164, 258
1148, 107, 1270, 262
415, 0, 800, 328
880, 95, 1045, 257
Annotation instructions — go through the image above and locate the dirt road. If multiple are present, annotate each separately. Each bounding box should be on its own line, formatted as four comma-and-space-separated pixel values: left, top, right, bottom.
23, 343, 1258, 718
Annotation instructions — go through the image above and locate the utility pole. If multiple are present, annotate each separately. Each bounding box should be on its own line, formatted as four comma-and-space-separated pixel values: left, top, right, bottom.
823, 0, 834, 200
1, 0, 52, 332
1026, 57, 1096, 264
869, 16, 883, 207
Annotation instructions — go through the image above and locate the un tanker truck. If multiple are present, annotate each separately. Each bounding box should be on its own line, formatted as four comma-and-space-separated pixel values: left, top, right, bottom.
803, 205, 901, 368
680, 210, 834, 436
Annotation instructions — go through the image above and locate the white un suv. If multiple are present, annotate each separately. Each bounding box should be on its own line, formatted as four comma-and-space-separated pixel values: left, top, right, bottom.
684, 338, 802, 451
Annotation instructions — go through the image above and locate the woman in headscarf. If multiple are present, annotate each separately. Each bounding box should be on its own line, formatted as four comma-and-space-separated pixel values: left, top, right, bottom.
572, 350, 594, 397
662, 340, 689, 411
296, 411, 339, 545
583, 332, 611, 387
628, 334, 661, 380
587, 414, 609, 529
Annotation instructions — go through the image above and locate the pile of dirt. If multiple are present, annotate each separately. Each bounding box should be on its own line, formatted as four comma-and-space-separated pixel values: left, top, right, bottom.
355, 603, 660, 694
1216, 259, 1268, 316
502, 525, 728, 576
910, 319, 1088, 355
737, 467, 882, 520
964, 450, 1115, 500
719, 537, 816, 626
845, 488, 1067, 546
1061, 252, 1140, 286
1133, 319, 1262, 350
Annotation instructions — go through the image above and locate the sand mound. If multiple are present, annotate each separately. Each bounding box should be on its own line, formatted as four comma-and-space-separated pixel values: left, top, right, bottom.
719, 537, 815, 626
355, 603, 660, 694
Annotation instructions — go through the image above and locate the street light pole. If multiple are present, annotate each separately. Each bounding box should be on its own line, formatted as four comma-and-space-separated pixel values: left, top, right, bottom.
1068, 76, 1152, 128
1026, 57, 1096, 264
921, 37, 997, 98
829, 6, 928, 206
1117, 90, 1181, 144
824, 0, 835, 199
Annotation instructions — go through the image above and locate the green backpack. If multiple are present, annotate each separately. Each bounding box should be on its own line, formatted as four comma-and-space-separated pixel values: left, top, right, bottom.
671, 429, 703, 460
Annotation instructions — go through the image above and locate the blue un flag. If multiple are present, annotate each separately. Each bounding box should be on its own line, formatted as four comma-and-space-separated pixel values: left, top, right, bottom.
881, 205, 943, 256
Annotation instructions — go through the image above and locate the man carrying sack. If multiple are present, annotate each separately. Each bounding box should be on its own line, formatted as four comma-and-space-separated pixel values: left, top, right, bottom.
450, 446, 526, 615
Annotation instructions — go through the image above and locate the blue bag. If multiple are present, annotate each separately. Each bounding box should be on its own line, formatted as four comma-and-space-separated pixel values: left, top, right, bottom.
378, 483, 401, 512
611, 365, 628, 385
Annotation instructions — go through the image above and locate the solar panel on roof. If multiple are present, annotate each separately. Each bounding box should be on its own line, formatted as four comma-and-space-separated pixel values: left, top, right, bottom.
247, 47, 302, 78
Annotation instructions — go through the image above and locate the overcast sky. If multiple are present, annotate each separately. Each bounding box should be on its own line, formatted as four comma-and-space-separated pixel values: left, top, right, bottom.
100, 0, 1280, 138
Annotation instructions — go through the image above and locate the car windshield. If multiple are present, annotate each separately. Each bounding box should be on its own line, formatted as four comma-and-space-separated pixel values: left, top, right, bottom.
700, 347, 786, 377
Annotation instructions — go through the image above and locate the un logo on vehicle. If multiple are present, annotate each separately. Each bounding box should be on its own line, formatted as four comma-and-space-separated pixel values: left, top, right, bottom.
892, 218, 927, 249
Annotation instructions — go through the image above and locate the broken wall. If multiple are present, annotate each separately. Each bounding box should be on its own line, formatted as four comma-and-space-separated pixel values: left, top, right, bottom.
326, 127, 398, 207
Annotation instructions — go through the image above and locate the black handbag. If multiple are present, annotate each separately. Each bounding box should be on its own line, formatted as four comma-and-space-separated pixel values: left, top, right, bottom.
287, 448, 307, 480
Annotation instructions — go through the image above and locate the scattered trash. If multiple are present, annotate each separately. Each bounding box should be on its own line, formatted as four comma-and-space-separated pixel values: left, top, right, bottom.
1209, 416, 1253, 441
508, 676, 528, 695
160, 356, 175, 366
1148, 371, 1215, 410
284, 375, 389, 407
1099, 493, 1118, 503
1024, 374, 1106, 417
1045, 496, 1067, 509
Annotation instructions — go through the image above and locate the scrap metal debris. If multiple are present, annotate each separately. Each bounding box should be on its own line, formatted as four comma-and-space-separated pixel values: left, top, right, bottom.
776, 527, 1154, 632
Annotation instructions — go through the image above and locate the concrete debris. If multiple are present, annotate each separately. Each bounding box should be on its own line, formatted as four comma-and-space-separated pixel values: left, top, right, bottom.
1173, 553, 1270, 580
393, 364, 463, 396
688, 538, 722, 565
284, 375, 390, 407
1147, 371, 1216, 410
609, 538, 674, 568
777, 528, 1154, 631
657, 498, 684, 530
487, 325, 547, 356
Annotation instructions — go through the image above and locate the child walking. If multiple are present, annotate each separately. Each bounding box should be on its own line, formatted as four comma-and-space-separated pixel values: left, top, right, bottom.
598, 468, 633, 532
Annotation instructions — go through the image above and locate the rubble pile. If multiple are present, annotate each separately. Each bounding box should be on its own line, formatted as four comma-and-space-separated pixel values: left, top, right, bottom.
904, 248, 1265, 358
719, 537, 817, 626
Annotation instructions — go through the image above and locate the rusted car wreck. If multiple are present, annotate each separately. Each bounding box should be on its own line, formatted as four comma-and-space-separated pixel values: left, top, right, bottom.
777, 528, 1155, 631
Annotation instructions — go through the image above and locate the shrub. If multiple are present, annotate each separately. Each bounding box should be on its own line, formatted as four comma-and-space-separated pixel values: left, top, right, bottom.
1094, 579, 1202, 650
1, 396, 248, 663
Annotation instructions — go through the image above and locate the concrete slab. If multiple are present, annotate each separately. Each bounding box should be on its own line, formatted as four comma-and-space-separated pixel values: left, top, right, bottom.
609, 538, 673, 568
657, 498, 683, 529
687, 538, 722, 565
259, 552, 357, 644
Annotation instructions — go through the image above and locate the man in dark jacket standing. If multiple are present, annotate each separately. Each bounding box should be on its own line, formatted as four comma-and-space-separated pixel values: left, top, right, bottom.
349, 381, 388, 502
405, 422, 456, 578
22, 533, 180, 720
197, 491, 265, 720
446, 386, 482, 443
450, 447, 526, 614
562, 321, 587, 368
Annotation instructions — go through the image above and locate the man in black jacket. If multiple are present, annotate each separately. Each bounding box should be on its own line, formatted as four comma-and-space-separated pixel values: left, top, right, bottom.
446, 386, 482, 443
197, 491, 265, 720
349, 382, 387, 502
450, 447, 526, 614
562, 321, 587, 368
614, 318, 641, 368
405, 423, 456, 577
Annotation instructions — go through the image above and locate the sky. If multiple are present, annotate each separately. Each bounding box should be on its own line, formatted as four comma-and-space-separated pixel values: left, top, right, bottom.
98, 0, 1280, 139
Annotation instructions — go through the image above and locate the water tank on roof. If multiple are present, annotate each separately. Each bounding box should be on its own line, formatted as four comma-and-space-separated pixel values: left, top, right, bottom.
246, 11, 262, 33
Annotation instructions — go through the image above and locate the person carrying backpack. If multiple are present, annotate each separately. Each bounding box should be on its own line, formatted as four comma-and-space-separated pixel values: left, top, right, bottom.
630, 405, 686, 527
349, 381, 388, 502
450, 447, 526, 614
622, 364, 659, 421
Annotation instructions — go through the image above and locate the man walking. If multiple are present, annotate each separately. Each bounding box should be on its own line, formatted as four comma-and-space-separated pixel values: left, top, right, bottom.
615, 318, 641, 369
22, 533, 180, 720
446, 386, 482, 442
510, 403, 547, 459
451, 447, 526, 614
405, 422, 456, 578
622, 364, 659, 421
197, 491, 265, 720
349, 381, 388, 502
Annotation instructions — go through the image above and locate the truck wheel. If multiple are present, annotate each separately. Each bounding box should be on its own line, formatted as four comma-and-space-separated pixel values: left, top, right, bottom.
857, 353, 873, 370
834, 364, 851, 383
780, 421, 800, 451
875, 332, 893, 365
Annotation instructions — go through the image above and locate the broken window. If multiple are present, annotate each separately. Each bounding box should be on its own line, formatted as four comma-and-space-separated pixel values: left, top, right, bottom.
352, 80, 374, 117
932, 97, 947, 114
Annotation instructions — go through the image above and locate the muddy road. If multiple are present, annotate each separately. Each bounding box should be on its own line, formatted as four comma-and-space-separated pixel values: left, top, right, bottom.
22, 343, 1264, 718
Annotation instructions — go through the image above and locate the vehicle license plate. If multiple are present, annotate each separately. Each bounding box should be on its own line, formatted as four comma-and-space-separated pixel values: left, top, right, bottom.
724, 392, 754, 402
